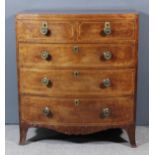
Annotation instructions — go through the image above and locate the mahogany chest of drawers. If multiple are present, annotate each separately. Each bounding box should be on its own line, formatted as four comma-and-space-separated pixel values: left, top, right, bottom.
16, 13, 139, 147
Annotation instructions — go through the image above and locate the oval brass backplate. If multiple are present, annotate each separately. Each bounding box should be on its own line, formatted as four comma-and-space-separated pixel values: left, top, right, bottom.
102, 78, 111, 88
41, 77, 50, 86
41, 51, 50, 60
101, 22, 112, 36
40, 21, 49, 35
102, 51, 112, 60
42, 106, 51, 116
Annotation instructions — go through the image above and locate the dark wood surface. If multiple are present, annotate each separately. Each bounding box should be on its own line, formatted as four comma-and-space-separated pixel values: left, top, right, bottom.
16, 13, 139, 147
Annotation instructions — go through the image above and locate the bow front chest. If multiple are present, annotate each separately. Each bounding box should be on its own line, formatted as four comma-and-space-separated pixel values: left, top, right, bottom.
16, 13, 138, 146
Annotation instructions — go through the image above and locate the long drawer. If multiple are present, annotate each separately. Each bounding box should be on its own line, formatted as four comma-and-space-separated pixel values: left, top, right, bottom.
21, 96, 134, 125
20, 68, 135, 97
19, 43, 136, 69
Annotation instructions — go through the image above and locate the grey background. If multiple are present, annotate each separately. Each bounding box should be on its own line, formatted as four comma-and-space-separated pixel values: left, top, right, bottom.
5, 0, 149, 125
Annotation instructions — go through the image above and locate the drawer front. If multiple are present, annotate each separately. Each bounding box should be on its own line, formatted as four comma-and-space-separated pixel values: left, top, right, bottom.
78, 21, 136, 42
16, 20, 75, 42
20, 69, 135, 97
19, 43, 136, 69
21, 96, 134, 124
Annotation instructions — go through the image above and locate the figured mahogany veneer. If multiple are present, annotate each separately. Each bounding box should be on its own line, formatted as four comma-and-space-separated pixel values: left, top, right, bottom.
78, 21, 135, 41
21, 96, 134, 125
16, 21, 75, 42
16, 13, 139, 147
19, 43, 136, 69
20, 68, 135, 97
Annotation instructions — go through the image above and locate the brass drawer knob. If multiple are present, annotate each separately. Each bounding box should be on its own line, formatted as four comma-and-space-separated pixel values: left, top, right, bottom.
41, 77, 50, 86
40, 21, 49, 35
73, 71, 80, 77
101, 108, 110, 118
101, 22, 111, 35
74, 99, 80, 106
72, 46, 79, 54
42, 106, 51, 116
102, 51, 112, 60
41, 51, 50, 60
102, 78, 111, 88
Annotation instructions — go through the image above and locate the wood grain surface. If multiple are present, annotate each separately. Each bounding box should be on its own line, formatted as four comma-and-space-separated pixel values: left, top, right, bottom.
19, 43, 137, 69
20, 96, 134, 124
19, 68, 136, 97
16, 13, 139, 146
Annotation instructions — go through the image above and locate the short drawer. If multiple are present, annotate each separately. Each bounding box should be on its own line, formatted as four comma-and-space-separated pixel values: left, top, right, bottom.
19, 43, 137, 69
78, 20, 136, 42
16, 20, 75, 42
21, 96, 134, 125
20, 68, 136, 97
